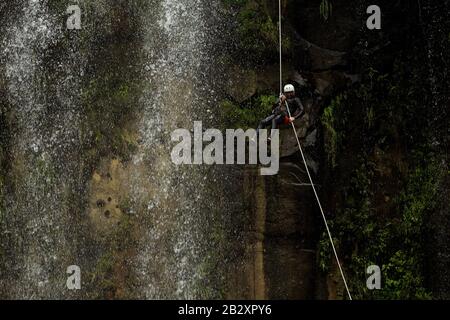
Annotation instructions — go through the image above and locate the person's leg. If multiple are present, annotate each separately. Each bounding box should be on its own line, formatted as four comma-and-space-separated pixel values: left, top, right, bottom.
267, 114, 284, 141
272, 114, 285, 129
257, 114, 275, 134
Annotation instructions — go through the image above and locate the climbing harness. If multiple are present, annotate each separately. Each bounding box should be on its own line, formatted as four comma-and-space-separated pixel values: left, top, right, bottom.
278, 1, 353, 300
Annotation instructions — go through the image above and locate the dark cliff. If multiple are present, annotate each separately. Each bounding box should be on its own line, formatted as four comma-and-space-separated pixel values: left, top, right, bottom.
0, 0, 448, 300
222, 0, 449, 299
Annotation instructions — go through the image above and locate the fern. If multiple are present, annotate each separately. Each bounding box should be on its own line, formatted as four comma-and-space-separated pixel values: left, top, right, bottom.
319, 0, 333, 21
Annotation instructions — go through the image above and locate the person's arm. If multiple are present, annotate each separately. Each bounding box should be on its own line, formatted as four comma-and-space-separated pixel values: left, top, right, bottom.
272, 97, 282, 113
291, 98, 305, 119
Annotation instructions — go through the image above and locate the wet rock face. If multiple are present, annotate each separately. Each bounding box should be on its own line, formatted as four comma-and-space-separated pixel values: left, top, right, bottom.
1, 0, 445, 300
89, 159, 127, 234
263, 162, 318, 299
0, 0, 89, 299
295, 37, 347, 71
263, 97, 324, 299
0, 0, 231, 299
287, 0, 361, 52
225, 92, 324, 299
219, 0, 362, 299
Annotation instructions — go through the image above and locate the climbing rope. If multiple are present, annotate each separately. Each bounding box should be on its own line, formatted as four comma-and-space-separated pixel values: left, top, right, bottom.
278, 2, 353, 300
279, 0, 283, 95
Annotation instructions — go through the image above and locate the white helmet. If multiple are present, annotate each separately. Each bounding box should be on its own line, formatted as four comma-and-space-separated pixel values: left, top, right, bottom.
284, 84, 295, 93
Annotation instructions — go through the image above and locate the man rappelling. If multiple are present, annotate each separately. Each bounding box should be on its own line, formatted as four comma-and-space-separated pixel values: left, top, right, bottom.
256, 84, 305, 138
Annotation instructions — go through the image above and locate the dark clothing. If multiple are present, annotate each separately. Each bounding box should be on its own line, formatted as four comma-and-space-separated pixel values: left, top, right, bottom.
257, 96, 305, 134
257, 113, 286, 132
272, 96, 305, 119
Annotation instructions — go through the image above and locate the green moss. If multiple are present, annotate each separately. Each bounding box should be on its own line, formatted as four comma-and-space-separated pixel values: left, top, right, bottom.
194, 213, 228, 299
81, 66, 140, 165
89, 252, 116, 296
86, 212, 137, 299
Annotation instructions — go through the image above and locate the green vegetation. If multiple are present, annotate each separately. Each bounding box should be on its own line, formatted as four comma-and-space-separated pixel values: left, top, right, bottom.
321, 94, 344, 168
320, 160, 439, 299
319, 55, 443, 299
81, 77, 140, 163
195, 221, 228, 299
80, 24, 142, 167
221, 94, 276, 129
319, 0, 333, 21
86, 212, 138, 299
221, 0, 449, 300
222, 0, 291, 63
77, 8, 143, 298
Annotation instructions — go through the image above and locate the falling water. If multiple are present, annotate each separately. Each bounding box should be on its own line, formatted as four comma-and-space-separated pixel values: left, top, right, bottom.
133, 0, 227, 299
1, 0, 232, 299
0, 0, 86, 298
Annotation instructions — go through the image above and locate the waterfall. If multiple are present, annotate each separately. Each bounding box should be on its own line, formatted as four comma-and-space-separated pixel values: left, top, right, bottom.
0, 0, 86, 298
133, 0, 226, 299
0, 0, 231, 299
